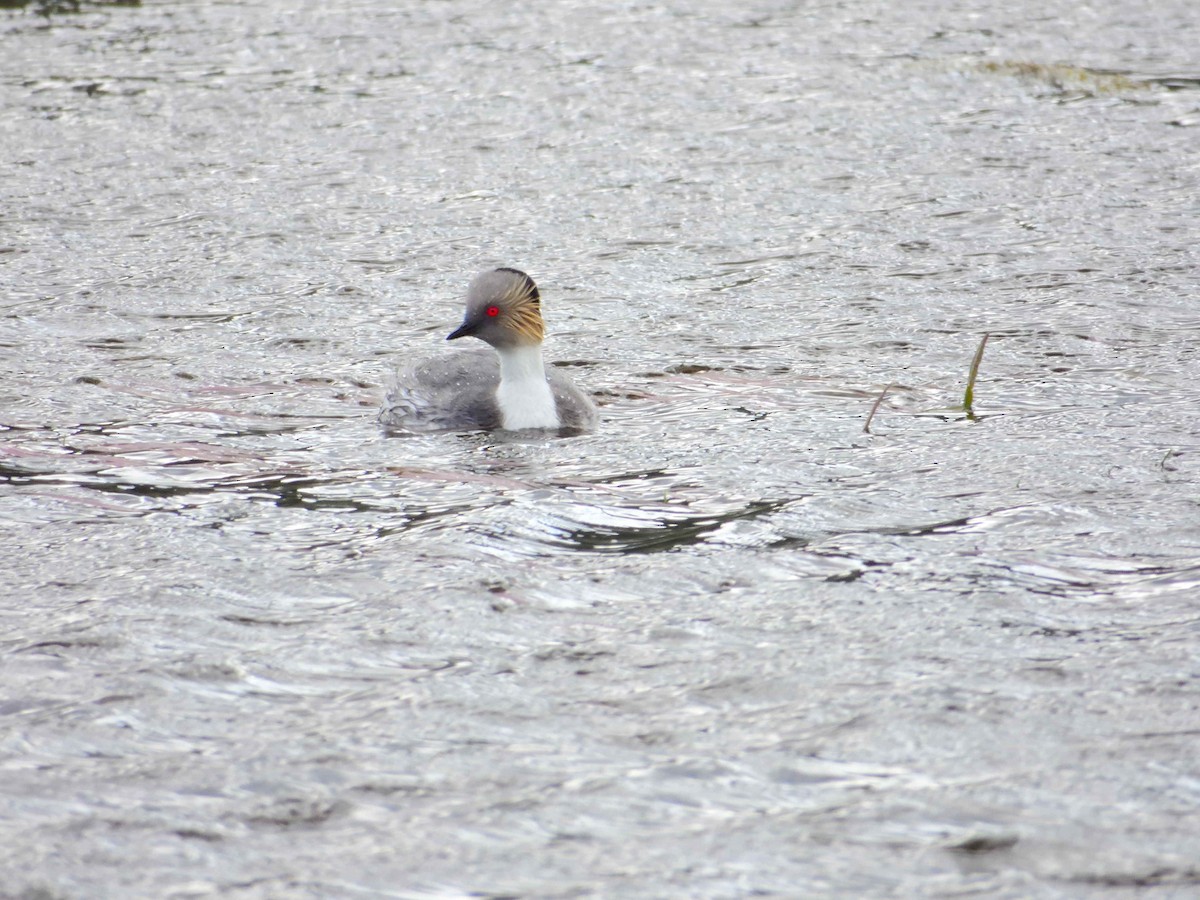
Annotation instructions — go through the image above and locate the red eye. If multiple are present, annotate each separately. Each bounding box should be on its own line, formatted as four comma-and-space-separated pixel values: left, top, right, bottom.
485, 305, 500, 318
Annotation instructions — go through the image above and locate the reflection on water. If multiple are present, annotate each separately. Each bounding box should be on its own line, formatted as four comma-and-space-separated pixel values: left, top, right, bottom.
530, 497, 792, 554
3, 0, 1200, 896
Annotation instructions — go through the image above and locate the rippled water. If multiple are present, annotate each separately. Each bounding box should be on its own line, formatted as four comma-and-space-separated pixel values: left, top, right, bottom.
3, 1, 1200, 897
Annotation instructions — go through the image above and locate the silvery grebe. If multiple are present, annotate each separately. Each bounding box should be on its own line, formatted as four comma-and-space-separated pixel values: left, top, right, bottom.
380, 268, 597, 433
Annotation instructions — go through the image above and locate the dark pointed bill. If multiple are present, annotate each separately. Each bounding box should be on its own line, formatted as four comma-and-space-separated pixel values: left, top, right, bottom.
446, 318, 479, 341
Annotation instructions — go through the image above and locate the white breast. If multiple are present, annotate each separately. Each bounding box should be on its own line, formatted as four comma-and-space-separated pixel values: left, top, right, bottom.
495, 345, 561, 429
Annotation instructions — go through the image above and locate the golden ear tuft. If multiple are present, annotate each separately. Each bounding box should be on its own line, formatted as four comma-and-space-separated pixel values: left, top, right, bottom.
509, 304, 544, 344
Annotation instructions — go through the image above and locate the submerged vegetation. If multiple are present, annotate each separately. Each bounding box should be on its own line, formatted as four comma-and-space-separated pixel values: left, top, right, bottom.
0, 0, 139, 13
972, 59, 1149, 95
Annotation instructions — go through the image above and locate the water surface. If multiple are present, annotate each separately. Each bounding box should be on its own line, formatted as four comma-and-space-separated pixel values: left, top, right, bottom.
2, 1, 1199, 897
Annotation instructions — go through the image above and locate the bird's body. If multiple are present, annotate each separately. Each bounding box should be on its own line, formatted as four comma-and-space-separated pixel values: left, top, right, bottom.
383, 347, 596, 432
380, 268, 597, 433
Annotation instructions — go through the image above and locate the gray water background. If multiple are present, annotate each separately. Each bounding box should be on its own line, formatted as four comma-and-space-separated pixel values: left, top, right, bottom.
2, 0, 1200, 897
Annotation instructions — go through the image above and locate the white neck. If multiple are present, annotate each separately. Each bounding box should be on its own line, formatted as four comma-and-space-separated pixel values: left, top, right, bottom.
495, 344, 560, 430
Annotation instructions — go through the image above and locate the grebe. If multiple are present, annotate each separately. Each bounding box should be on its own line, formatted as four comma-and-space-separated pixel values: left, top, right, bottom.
380, 268, 597, 433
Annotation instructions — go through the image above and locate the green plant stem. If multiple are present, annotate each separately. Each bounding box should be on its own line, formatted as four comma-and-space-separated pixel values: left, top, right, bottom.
964, 333, 990, 412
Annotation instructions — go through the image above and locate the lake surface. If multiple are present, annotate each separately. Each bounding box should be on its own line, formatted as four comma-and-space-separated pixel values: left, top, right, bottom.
2, 1, 1199, 897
